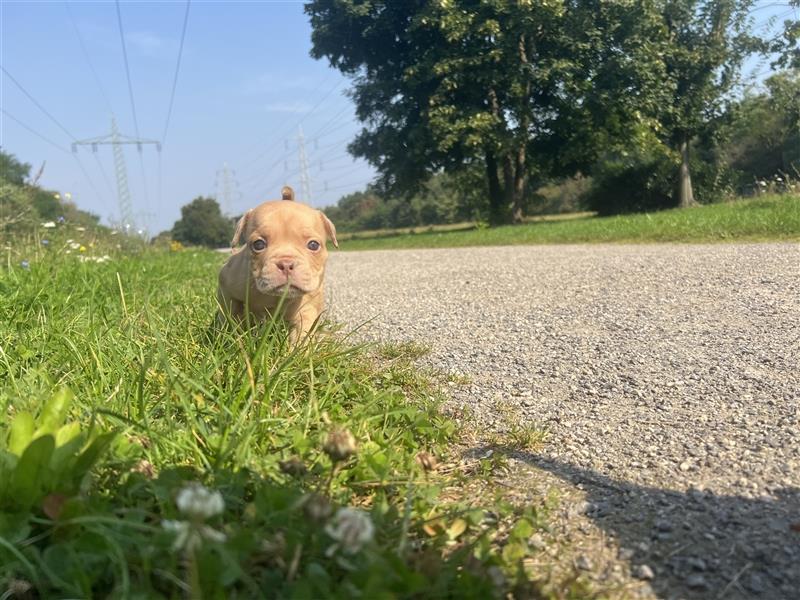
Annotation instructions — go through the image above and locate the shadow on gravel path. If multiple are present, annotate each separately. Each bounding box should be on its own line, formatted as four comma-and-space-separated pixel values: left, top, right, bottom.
472, 448, 800, 600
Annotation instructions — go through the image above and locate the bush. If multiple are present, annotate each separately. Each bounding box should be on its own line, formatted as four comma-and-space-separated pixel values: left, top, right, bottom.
529, 175, 592, 215
586, 149, 678, 215
171, 197, 232, 248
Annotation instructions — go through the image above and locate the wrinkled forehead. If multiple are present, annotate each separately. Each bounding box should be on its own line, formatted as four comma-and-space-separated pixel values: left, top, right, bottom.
250, 204, 324, 241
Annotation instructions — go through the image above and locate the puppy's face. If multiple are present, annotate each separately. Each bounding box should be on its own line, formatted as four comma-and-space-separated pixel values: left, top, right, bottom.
233, 201, 337, 297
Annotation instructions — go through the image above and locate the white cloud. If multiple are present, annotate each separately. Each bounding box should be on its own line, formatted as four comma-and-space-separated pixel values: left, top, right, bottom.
126, 31, 170, 57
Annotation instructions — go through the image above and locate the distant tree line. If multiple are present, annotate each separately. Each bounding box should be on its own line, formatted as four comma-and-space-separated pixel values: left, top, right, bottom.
0, 151, 100, 235
307, 0, 799, 225
323, 69, 799, 229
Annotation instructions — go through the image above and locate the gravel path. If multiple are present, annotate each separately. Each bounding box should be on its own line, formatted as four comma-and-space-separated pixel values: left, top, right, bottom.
326, 243, 800, 599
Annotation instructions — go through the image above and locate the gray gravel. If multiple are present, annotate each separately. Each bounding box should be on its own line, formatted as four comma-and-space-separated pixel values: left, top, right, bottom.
326, 243, 800, 599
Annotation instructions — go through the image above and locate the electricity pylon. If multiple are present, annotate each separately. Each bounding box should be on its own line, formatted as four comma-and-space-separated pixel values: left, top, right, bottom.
297, 126, 312, 203
72, 116, 160, 232
215, 162, 239, 216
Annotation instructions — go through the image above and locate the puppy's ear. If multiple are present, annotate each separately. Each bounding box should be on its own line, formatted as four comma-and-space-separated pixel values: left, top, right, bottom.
231, 209, 253, 248
281, 186, 295, 201
320, 211, 338, 248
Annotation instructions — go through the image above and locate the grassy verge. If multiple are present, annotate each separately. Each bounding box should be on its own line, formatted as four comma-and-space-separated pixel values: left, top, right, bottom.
0, 232, 563, 598
339, 194, 800, 251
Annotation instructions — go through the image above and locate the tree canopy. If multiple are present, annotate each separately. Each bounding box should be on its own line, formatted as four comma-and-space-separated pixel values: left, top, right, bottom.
171, 197, 232, 248
308, 0, 765, 221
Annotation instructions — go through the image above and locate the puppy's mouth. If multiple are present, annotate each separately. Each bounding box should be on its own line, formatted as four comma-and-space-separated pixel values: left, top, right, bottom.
254, 278, 308, 296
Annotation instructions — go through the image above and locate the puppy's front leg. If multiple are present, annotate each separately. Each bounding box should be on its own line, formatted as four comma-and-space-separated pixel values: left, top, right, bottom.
287, 303, 321, 346
216, 288, 245, 326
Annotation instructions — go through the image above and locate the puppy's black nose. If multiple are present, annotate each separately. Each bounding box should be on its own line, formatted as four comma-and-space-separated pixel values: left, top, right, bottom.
276, 259, 295, 273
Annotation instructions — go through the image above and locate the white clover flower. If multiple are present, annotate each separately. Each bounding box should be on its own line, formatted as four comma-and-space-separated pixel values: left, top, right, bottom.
162, 519, 226, 553
176, 483, 225, 520
324, 507, 374, 556
41, 221, 56, 229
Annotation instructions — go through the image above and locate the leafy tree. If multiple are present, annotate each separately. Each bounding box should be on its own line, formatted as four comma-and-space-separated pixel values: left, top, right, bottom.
656, 0, 758, 207
770, 2, 799, 70
723, 71, 800, 183
0, 150, 31, 186
171, 197, 231, 248
307, 0, 665, 224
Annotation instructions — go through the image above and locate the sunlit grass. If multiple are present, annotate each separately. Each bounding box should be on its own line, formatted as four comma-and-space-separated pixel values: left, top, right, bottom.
340, 194, 800, 251
2, 247, 559, 597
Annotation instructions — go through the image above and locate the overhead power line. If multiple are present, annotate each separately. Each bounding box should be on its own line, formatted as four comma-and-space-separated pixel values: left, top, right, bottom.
240, 77, 345, 171
161, 0, 191, 144
114, 0, 151, 221
1, 66, 77, 140
0, 68, 105, 203
1, 108, 71, 153
65, 1, 114, 116
115, 0, 141, 139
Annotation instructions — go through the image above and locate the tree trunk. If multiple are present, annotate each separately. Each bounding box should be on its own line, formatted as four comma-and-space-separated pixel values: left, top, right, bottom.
511, 144, 526, 223
502, 154, 515, 215
485, 150, 505, 225
677, 136, 696, 208
512, 32, 530, 224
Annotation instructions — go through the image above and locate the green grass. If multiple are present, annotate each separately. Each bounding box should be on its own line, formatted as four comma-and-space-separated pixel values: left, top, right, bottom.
0, 232, 564, 598
339, 194, 800, 251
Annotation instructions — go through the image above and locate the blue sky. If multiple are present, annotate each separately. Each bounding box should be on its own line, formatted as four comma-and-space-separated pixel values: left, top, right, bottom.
1, 1, 795, 234
1, 0, 373, 234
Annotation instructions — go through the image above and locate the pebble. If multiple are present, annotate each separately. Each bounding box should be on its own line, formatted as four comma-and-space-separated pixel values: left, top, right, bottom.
686, 574, 708, 589
634, 564, 655, 580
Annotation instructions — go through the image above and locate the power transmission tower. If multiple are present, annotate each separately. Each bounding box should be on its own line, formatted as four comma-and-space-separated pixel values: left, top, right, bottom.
215, 162, 239, 216
297, 126, 312, 203
72, 116, 160, 233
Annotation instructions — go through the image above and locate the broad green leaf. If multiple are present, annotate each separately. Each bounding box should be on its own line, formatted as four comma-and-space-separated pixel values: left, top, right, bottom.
55, 422, 82, 447
36, 388, 73, 437
50, 430, 87, 476
8, 412, 35, 456
509, 518, 533, 541
11, 434, 56, 508
72, 432, 116, 479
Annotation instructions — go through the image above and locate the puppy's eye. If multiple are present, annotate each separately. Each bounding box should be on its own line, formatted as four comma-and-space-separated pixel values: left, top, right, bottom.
252, 239, 266, 251
307, 240, 321, 251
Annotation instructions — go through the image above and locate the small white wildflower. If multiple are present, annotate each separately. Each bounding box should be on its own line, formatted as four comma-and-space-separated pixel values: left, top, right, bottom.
324, 507, 374, 556
76, 226, 86, 232
66, 239, 74, 243
758, 180, 767, 187
41, 221, 56, 228
69, 242, 81, 250
176, 483, 225, 520
776, 176, 783, 182
162, 519, 226, 552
